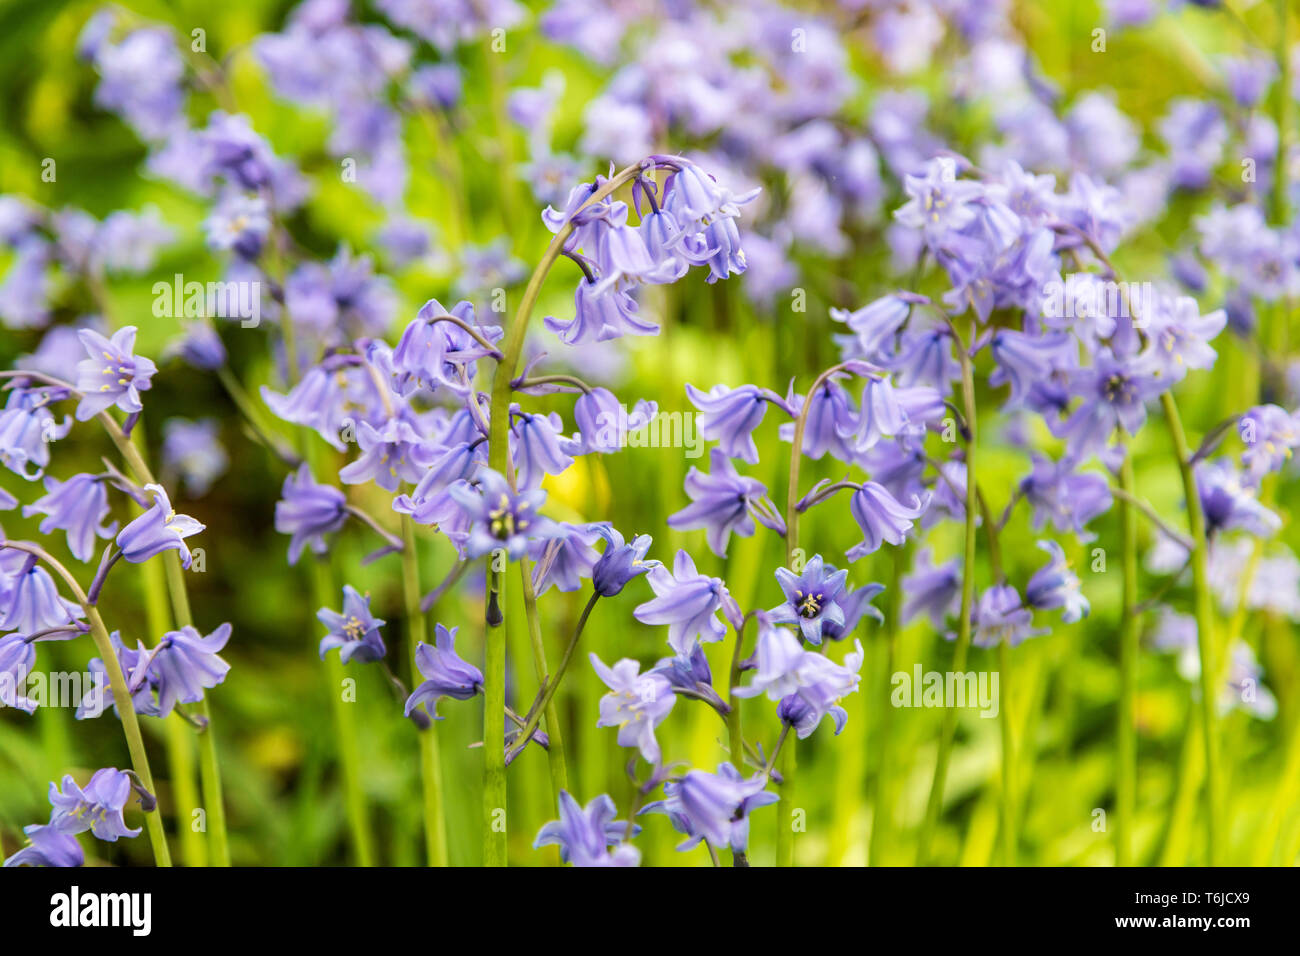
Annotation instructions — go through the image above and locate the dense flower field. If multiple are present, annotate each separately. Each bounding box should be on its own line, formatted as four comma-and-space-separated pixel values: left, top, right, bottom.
0, 0, 1298, 869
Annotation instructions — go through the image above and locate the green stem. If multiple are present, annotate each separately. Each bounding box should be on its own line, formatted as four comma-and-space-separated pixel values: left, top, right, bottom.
917, 322, 978, 865
2, 541, 171, 866
998, 640, 1016, 866
401, 514, 448, 866
1116, 453, 1139, 866
519, 557, 569, 803
726, 616, 749, 771
162, 552, 230, 867
1158, 391, 1220, 865
482, 162, 646, 865
868, 543, 907, 866
507, 592, 599, 764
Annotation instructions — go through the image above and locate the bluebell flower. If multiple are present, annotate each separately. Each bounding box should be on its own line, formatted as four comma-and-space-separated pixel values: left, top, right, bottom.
1196, 459, 1281, 538
3, 824, 84, 867
780, 378, 857, 461
1025, 541, 1089, 623
1055, 350, 1164, 462
633, 549, 729, 655
775, 640, 866, 739
534, 790, 640, 867
77, 630, 152, 719
668, 449, 772, 558
591, 206, 680, 295
510, 407, 574, 490
822, 581, 887, 641
274, 465, 348, 565
846, 482, 930, 561
731, 615, 808, 701
262, 357, 384, 452
148, 623, 232, 716
1239, 405, 1300, 484
545, 280, 659, 345
448, 467, 560, 560
204, 192, 269, 259
0, 386, 72, 479
651, 642, 719, 705
1019, 455, 1113, 538
564, 387, 657, 455
590, 652, 676, 764
830, 293, 919, 359
1138, 294, 1227, 383
769, 554, 855, 645
969, 585, 1045, 648
1, 560, 82, 637
392, 299, 502, 395
48, 768, 141, 842
22, 473, 117, 563
405, 624, 483, 718
0, 632, 37, 713
642, 763, 776, 853
988, 328, 1076, 408
115, 483, 205, 569
73, 326, 157, 421
162, 418, 228, 497
318, 585, 386, 664
339, 416, 437, 492
591, 524, 656, 597
529, 522, 602, 595
685, 383, 783, 465
901, 548, 961, 627
163, 322, 226, 371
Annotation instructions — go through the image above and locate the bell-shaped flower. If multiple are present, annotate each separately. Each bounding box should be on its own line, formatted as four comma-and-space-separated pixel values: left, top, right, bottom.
405, 624, 483, 719
633, 549, 729, 655
116, 484, 204, 569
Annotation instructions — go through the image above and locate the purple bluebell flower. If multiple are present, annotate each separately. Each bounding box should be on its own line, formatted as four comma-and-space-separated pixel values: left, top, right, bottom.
3, 824, 84, 867
1239, 404, 1300, 483
545, 280, 659, 345
204, 192, 269, 259
1019, 454, 1113, 538
732, 615, 808, 701
0, 387, 72, 480
1221, 53, 1276, 109
405, 624, 483, 718
391, 298, 502, 395
162, 418, 228, 498
448, 467, 560, 560
48, 768, 141, 842
22, 473, 117, 562
564, 387, 657, 455
901, 548, 961, 626
73, 326, 157, 421
685, 383, 784, 465
830, 293, 916, 359
263, 358, 385, 451
76, 630, 149, 719
988, 328, 1076, 408
115, 484, 204, 569
318, 585, 386, 664
534, 790, 640, 867
148, 623, 232, 716
633, 549, 729, 655
338, 417, 437, 492
846, 482, 930, 561
591, 525, 657, 597
590, 652, 676, 764
644, 762, 777, 854
1025, 541, 1089, 623
1, 560, 81, 636
529, 522, 602, 595
1055, 350, 1164, 461
668, 449, 772, 558
511, 407, 574, 490
780, 378, 857, 461
776, 640, 866, 739
1196, 459, 1281, 537
1138, 294, 1227, 383
0, 632, 37, 712
590, 206, 680, 294
969, 585, 1045, 648
770, 555, 860, 645
652, 642, 720, 706
274, 465, 348, 565
163, 322, 226, 371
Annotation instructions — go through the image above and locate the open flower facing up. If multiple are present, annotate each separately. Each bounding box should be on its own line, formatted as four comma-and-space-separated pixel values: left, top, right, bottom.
448, 467, 559, 560
770, 554, 857, 645
318, 585, 386, 664
115, 483, 205, 569
633, 549, 729, 655
533, 790, 640, 867
590, 652, 675, 765
73, 326, 157, 420
969, 585, 1045, 648
47, 768, 141, 843
405, 624, 483, 719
